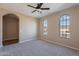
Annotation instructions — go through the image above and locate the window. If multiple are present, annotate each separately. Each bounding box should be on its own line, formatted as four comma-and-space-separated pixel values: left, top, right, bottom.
43, 20, 48, 35
60, 15, 70, 38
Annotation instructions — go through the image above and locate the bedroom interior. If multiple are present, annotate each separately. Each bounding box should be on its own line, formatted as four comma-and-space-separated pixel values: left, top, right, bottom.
0, 3, 79, 56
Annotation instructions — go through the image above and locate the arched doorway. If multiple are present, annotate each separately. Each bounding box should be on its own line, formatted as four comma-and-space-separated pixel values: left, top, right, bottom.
3, 14, 19, 46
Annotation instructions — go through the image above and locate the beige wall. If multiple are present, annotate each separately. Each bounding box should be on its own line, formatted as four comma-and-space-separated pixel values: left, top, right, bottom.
39, 5, 79, 50
0, 8, 38, 46
37, 19, 40, 39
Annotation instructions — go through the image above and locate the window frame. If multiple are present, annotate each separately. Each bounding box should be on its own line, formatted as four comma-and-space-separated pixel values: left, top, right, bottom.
42, 19, 48, 36
59, 14, 70, 39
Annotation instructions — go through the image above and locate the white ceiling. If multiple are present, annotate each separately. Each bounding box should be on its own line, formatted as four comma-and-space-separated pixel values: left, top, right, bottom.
0, 3, 79, 18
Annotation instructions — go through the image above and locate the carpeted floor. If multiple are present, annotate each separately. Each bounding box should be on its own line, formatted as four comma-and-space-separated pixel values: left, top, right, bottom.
0, 39, 79, 56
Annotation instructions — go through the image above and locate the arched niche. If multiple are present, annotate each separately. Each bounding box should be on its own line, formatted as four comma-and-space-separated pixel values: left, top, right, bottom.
2, 13, 19, 45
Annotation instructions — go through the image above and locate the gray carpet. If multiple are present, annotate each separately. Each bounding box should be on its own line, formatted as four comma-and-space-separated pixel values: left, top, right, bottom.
0, 39, 79, 56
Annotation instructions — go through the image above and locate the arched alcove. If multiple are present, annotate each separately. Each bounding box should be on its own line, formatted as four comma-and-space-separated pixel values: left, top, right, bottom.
3, 14, 19, 45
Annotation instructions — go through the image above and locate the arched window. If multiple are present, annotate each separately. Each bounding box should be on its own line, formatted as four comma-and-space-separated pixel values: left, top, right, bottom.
43, 20, 48, 35
60, 15, 70, 38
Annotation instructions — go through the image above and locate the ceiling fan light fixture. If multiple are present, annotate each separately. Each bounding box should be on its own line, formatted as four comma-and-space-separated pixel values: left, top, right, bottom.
27, 3, 50, 13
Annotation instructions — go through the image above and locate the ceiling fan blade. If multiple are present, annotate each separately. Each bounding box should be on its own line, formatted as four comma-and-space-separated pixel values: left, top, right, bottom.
36, 3, 43, 9
27, 5, 36, 9
40, 8, 50, 10
32, 10, 37, 13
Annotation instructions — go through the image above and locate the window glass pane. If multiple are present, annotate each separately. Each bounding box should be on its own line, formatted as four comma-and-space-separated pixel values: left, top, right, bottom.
67, 16, 70, 20
43, 20, 48, 28
67, 18, 70, 25
63, 15, 67, 20
60, 15, 70, 39
43, 20, 48, 35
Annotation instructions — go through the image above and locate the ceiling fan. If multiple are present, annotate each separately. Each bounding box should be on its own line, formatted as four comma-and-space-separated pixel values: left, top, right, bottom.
27, 3, 50, 13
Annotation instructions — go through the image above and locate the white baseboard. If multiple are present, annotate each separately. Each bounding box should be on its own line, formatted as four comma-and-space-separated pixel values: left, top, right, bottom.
42, 39, 79, 51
